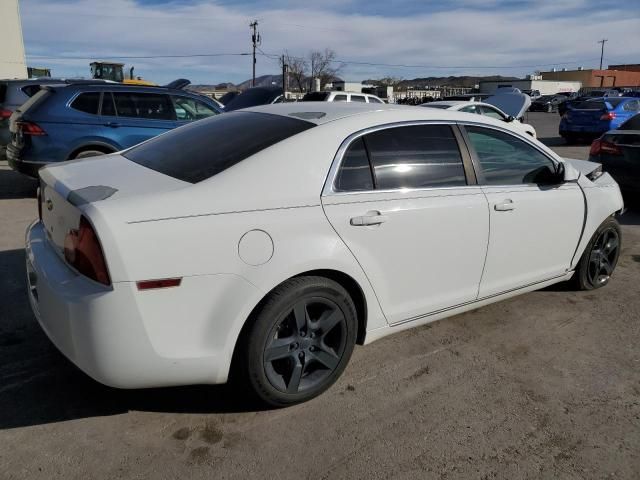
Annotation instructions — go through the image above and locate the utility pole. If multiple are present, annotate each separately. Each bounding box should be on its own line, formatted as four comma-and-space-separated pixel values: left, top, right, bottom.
282, 55, 288, 101
598, 39, 608, 70
250, 20, 260, 87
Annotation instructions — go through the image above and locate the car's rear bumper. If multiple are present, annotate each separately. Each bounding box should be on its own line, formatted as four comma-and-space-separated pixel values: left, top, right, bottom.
26, 220, 259, 388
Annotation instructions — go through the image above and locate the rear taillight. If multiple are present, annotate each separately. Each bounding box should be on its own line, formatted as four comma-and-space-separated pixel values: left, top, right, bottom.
64, 216, 110, 286
0, 108, 12, 120
590, 138, 622, 156
17, 121, 46, 136
600, 112, 616, 121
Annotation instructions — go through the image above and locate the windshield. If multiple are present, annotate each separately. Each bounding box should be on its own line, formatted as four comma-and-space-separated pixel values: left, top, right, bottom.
124, 111, 315, 183
302, 92, 330, 101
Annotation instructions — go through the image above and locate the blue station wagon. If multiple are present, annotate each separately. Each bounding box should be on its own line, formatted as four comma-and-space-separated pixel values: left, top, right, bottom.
7, 83, 221, 177
559, 97, 640, 142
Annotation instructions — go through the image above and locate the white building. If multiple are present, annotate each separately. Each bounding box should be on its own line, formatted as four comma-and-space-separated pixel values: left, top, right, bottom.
0, 0, 28, 79
479, 76, 581, 95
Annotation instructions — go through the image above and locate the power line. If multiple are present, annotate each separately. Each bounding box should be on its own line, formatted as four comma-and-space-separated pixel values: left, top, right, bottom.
27, 53, 251, 60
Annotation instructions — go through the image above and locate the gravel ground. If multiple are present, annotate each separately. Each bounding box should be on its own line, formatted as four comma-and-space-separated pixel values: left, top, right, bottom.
0, 112, 639, 480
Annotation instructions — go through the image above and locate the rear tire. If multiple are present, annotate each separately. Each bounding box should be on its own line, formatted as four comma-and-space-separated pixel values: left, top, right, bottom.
73, 149, 109, 159
572, 217, 621, 290
238, 276, 357, 407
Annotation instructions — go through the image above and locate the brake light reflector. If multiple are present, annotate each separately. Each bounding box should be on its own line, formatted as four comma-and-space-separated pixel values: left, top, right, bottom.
0, 108, 12, 120
64, 216, 110, 285
590, 138, 622, 156
17, 121, 46, 136
600, 112, 616, 121
136, 278, 182, 290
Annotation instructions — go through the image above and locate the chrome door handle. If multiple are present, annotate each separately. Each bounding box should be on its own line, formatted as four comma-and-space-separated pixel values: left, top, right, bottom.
350, 211, 388, 226
494, 199, 515, 211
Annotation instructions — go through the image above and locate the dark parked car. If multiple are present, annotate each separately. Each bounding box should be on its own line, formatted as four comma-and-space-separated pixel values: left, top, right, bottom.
7, 83, 221, 177
559, 97, 640, 143
223, 86, 283, 112
529, 94, 568, 112
589, 113, 640, 199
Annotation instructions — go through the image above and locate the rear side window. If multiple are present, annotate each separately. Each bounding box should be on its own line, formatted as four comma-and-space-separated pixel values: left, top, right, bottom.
70, 92, 100, 115
334, 137, 373, 192
124, 111, 315, 183
21, 85, 42, 98
333, 94, 348, 102
113, 92, 174, 120
364, 125, 467, 189
350, 95, 366, 103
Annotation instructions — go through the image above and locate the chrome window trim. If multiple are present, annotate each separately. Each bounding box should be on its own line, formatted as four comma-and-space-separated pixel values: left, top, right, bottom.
322, 120, 477, 197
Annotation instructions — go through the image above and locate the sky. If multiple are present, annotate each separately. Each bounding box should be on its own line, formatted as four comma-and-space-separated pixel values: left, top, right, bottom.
18, 0, 640, 85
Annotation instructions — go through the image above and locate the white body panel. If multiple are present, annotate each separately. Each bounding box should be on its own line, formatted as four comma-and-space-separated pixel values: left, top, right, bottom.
25, 103, 624, 389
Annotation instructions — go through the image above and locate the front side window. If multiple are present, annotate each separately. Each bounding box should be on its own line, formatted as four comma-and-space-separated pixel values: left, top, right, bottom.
350, 95, 366, 103
466, 126, 557, 185
479, 106, 505, 120
171, 96, 218, 121
364, 125, 467, 189
70, 92, 100, 115
333, 94, 348, 102
113, 92, 174, 120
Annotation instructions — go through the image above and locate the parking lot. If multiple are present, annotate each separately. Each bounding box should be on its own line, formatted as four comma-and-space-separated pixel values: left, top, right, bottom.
0, 111, 639, 479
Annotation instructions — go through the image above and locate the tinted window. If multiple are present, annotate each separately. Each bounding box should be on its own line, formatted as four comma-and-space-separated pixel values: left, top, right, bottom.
302, 92, 330, 101
573, 100, 606, 110
334, 137, 373, 192
0, 82, 6, 103
350, 95, 366, 103
466, 126, 556, 185
124, 111, 315, 183
171, 96, 218, 121
21, 85, 43, 98
224, 87, 282, 111
70, 92, 100, 114
619, 113, 640, 130
333, 94, 348, 102
424, 104, 450, 109
459, 105, 479, 114
113, 92, 174, 120
365, 125, 467, 189
101, 92, 116, 116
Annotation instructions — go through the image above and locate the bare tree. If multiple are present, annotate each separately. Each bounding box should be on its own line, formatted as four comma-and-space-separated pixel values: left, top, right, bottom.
280, 51, 308, 93
309, 48, 342, 90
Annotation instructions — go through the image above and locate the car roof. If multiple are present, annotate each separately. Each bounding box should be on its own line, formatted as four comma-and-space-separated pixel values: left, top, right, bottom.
426, 101, 468, 107
242, 101, 496, 126
47, 83, 197, 95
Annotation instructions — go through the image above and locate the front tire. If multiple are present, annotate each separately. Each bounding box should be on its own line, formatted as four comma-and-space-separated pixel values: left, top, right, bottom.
572, 217, 621, 290
240, 276, 357, 407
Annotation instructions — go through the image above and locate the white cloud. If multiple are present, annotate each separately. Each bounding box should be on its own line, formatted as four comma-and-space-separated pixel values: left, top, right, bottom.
19, 0, 640, 84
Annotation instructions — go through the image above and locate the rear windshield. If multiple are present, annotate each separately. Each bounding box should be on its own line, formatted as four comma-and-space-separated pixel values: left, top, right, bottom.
124, 111, 315, 183
15, 88, 51, 114
574, 99, 623, 110
21, 85, 43, 97
423, 104, 450, 109
619, 113, 640, 131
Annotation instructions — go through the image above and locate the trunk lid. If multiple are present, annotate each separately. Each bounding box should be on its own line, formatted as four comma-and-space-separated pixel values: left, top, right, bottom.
38, 153, 189, 254
566, 100, 608, 125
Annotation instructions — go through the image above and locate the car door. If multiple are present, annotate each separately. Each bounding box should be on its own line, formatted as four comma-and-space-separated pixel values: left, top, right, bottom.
463, 125, 585, 298
109, 91, 177, 148
322, 123, 490, 324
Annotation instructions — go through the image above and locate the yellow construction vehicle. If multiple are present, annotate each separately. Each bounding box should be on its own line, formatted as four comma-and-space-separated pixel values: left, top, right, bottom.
90, 61, 155, 86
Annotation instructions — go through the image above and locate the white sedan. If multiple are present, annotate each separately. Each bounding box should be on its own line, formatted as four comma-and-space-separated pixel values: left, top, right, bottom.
26, 103, 623, 406
422, 100, 538, 138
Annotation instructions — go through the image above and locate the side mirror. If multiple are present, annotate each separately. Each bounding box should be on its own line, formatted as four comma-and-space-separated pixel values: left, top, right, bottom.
506, 115, 515, 122
559, 162, 580, 182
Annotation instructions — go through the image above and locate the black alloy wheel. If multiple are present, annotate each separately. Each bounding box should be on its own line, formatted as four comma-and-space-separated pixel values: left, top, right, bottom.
573, 217, 621, 290
238, 276, 357, 406
264, 297, 347, 394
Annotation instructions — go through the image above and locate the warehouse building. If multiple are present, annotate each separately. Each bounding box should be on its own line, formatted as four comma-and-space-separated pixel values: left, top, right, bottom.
0, 0, 27, 79
539, 67, 640, 88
